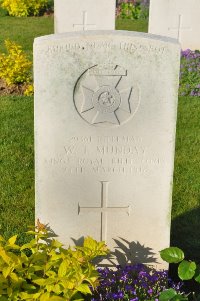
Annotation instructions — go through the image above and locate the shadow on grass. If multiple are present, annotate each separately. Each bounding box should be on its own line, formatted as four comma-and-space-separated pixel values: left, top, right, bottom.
170, 207, 200, 294
171, 207, 200, 263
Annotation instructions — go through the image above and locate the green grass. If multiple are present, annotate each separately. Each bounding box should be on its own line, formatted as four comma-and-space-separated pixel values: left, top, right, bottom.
0, 12, 200, 265
0, 96, 34, 245
0, 13, 53, 58
171, 97, 200, 262
116, 18, 148, 32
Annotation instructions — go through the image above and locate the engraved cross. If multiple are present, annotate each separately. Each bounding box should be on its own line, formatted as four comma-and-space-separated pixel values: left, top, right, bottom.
78, 181, 131, 241
168, 14, 191, 41
73, 11, 96, 31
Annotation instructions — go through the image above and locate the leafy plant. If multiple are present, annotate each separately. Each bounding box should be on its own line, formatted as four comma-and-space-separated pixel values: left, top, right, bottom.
0, 220, 109, 300
0, 40, 32, 86
159, 288, 188, 301
24, 84, 34, 96
159, 247, 200, 301
0, 0, 48, 16
119, 2, 142, 20
88, 264, 184, 301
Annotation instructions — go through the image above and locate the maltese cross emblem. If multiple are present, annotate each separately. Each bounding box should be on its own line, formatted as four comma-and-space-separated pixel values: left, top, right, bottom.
74, 64, 140, 127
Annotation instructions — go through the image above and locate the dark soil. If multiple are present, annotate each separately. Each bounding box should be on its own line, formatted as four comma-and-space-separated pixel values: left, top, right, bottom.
0, 78, 28, 96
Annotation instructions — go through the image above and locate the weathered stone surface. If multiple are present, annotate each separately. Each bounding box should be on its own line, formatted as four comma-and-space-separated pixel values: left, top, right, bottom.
54, 0, 116, 33
149, 0, 200, 50
34, 31, 180, 268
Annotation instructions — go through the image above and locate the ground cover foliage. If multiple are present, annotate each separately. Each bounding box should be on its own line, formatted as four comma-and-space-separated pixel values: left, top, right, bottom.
0, 223, 190, 301
0, 6, 200, 298
0, 221, 109, 300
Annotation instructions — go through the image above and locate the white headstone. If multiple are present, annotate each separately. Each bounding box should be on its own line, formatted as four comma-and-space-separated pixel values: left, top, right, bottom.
148, 0, 200, 50
34, 31, 180, 268
54, 0, 116, 33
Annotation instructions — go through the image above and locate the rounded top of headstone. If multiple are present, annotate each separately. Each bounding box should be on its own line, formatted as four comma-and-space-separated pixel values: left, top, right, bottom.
34, 30, 180, 47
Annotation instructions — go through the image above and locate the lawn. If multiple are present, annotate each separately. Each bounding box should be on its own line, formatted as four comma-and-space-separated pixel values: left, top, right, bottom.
0, 13, 53, 58
0, 12, 200, 265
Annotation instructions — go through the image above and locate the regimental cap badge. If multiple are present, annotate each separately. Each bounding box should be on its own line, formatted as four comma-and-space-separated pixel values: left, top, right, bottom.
74, 64, 140, 127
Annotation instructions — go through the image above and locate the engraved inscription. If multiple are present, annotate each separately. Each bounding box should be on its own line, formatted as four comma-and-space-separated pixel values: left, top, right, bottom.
78, 181, 131, 241
46, 42, 166, 55
44, 135, 164, 176
74, 64, 140, 127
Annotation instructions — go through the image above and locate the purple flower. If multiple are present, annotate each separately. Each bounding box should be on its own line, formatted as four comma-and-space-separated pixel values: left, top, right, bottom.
179, 49, 200, 97
90, 264, 185, 300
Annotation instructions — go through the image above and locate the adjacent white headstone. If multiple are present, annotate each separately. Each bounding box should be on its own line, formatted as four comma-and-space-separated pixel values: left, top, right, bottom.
54, 0, 116, 33
148, 0, 200, 50
34, 31, 180, 268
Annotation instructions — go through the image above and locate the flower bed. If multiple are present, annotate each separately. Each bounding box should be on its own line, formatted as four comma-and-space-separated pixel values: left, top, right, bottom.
89, 264, 184, 301
179, 49, 200, 97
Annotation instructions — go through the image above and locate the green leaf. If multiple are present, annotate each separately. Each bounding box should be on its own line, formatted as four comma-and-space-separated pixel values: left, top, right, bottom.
58, 260, 67, 277
29, 265, 44, 272
33, 278, 55, 286
159, 291, 188, 301
159, 289, 177, 301
7, 286, 12, 297
22, 283, 37, 290
51, 239, 63, 248
52, 283, 62, 294
194, 265, 200, 283
160, 247, 184, 263
26, 231, 37, 235
20, 240, 35, 250
32, 278, 46, 286
178, 260, 196, 280
9, 272, 19, 282
76, 283, 92, 295
171, 295, 188, 301
0, 248, 11, 264
3, 266, 12, 278
8, 235, 17, 246
40, 292, 50, 301
20, 292, 41, 300
49, 297, 66, 301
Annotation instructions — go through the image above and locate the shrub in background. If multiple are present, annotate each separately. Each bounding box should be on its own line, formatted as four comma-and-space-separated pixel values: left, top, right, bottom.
116, 0, 149, 20
0, 40, 32, 86
0, 220, 109, 300
119, 2, 142, 20
88, 264, 185, 301
0, 0, 48, 16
